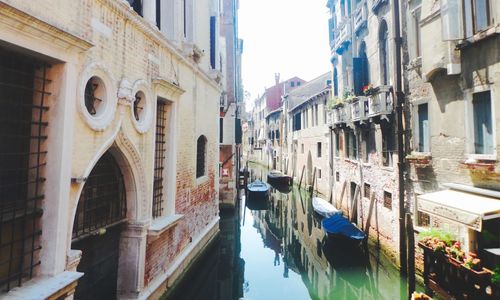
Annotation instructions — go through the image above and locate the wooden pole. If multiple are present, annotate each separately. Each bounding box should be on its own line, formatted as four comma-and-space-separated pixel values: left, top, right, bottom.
310, 167, 316, 196
350, 185, 360, 223
406, 213, 416, 299
298, 165, 305, 189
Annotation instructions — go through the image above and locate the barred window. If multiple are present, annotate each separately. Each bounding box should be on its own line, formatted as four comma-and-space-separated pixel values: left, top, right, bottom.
152, 101, 167, 218
0, 50, 49, 291
196, 135, 207, 178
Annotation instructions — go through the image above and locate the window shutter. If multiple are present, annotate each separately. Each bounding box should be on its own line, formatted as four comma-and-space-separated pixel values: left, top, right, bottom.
353, 57, 363, 95
441, 0, 464, 40
210, 16, 216, 69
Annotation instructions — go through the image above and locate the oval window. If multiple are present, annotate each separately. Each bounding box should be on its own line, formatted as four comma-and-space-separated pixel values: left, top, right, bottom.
84, 76, 106, 117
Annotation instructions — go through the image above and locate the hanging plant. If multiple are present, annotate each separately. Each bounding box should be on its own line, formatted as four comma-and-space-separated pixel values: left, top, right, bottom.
363, 84, 377, 96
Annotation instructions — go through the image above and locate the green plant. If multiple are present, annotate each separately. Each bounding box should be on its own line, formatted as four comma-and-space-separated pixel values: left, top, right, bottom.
492, 267, 500, 287
327, 96, 343, 109
418, 228, 456, 246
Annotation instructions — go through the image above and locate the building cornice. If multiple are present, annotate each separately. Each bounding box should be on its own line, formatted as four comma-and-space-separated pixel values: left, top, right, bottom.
0, 2, 93, 51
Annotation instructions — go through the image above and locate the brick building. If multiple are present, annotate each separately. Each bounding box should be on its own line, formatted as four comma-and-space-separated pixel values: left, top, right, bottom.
0, 0, 225, 298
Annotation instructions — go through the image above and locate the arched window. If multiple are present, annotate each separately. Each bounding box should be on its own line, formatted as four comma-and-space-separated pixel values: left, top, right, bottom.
379, 20, 390, 85
196, 135, 207, 178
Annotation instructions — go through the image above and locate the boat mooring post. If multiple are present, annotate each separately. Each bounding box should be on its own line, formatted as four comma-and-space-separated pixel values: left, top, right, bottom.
298, 165, 305, 189
310, 167, 316, 196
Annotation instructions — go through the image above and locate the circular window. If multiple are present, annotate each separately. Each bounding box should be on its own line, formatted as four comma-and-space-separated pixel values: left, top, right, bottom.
84, 76, 106, 117
133, 91, 145, 122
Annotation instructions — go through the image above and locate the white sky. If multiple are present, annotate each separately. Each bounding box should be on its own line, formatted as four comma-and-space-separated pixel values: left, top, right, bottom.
238, 0, 331, 111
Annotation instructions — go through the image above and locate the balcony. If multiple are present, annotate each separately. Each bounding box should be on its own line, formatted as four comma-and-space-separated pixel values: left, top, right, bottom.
350, 96, 369, 123
367, 85, 393, 120
353, 3, 368, 34
331, 104, 351, 126
333, 18, 351, 54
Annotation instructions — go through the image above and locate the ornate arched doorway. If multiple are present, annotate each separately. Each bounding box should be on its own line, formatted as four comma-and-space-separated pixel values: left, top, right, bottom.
72, 151, 127, 300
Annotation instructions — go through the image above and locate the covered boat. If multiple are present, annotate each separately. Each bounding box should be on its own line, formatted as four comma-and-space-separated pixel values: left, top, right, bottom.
267, 170, 292, 186
312, 197, 341, 218
247, 179, 269, 200
322, 214, 366, 241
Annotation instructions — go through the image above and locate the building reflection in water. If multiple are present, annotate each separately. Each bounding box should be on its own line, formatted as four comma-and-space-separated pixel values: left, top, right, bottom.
166, 163, 413, 299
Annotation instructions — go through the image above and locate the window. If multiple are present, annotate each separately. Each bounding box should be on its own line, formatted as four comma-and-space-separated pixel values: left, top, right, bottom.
133, 91, 145, 121
317, 142, 322, 157
353, 42, 369, 95
472, 91, 493, 154
442, 0, 493, 39
0, 51, 48, 291
156, 0, 161, 29
381, 122, 395, 166
128, 0, 143, 16
333, 67, 339, 96
301, 144, 304, 153
152, 101, 167, 218
417, 211, 431, 227
464, 0, 492, 36
336, 171, 340, 182
379, 20, 390, 85
364, 183, 371, 198
196, 135, 207, 178
84, 76, 105, 116
291, 81, 295, 87
293, 113, 302, 131
318, 169, 322, 179
383, 191, 392, 210
345, 130, 350, 158
219, 117, 223, 143
362, 128, 375, 162
297, 81, 301, 86
345, 129, 358, 159
409, 4, 422, 59
314, 104, 319, 126
210, 16, 217, 69
335, 131, 340, 157
417, 103, 429, 152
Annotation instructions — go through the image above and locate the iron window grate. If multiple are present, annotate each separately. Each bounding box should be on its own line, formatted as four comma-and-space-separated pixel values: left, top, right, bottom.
196, 136, 207, 178
0, 49, 49, 292
72, 152, 127, 241
152, 101, 166, 218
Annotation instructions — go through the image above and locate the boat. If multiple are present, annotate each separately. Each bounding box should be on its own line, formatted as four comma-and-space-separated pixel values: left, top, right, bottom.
322, 214, 366, 241
247, 179, 269, 199
312, 197, 341, 218
245, 196, 268, 210
267, 170, 292, 186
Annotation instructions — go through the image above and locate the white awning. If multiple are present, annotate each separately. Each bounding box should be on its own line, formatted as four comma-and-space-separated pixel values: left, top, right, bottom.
417, 189, 500, 231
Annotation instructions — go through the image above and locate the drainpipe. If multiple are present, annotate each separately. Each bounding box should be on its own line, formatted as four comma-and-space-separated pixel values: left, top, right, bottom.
392, 0, 407, 277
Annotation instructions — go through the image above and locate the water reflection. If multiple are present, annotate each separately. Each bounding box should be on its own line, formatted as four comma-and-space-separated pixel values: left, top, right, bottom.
165, 163, 413, 300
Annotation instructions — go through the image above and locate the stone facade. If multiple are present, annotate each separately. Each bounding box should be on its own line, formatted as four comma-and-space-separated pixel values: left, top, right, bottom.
0, 0, 224, 298
326, 0, 402, 260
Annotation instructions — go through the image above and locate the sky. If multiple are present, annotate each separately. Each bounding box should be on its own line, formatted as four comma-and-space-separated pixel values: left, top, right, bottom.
238, 0, 331, 111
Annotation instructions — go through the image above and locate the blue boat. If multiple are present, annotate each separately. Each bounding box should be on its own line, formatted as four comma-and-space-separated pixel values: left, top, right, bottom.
321, 214, 366, 241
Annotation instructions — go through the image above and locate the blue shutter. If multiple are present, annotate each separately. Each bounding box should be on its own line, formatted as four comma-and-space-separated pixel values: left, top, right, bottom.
210, 16, 216, 69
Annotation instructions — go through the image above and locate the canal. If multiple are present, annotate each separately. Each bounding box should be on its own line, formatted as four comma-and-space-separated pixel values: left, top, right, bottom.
164, 163, 419, 300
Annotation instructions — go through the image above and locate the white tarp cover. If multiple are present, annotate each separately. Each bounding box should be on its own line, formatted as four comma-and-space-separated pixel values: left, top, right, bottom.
417, 189, 500, 231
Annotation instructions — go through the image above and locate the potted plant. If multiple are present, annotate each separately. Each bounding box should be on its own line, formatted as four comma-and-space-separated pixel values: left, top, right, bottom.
363, 84, 377, 96
343, 90, 356, 103
492, 267, 500, 297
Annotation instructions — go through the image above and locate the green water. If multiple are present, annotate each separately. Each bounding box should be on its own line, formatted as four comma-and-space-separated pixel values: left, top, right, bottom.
164, 163, 418, 300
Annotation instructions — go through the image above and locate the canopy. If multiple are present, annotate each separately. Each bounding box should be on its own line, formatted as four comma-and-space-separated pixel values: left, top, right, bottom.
322, 214, 366, 240
417, 189, 500, 231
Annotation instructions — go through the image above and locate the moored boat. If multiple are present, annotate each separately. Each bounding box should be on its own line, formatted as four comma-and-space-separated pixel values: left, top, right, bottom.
267, 170, 292, 186
322, 214, 366, 242
247, 179, 269, 200
312, 197, 341, 218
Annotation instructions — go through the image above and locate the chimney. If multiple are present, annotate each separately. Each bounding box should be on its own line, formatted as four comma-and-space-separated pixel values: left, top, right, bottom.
274, 73, 280, 85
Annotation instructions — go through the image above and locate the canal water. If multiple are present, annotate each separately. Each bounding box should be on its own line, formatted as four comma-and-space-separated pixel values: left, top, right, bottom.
164, 163, 418, 300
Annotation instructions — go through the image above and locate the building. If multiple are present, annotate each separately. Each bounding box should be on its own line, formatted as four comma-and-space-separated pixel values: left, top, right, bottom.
407, 0, 500, 268
248, 75, 306, 167
326, 0, 402, 260
219, 0, 244, 209
0, 0, 225, 298
284, 72, 332, 195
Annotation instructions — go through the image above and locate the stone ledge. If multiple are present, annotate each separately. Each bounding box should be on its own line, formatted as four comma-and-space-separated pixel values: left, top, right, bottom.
147, 214, 184, 238
2, 271, 83, 300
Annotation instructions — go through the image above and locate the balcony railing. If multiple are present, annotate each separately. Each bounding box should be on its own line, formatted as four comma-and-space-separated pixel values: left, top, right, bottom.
331, 104, 351, 126
353, 3, 368, 34
367, 85, 393, 119
333, 18, 351, 53
350, 96, 369, 122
